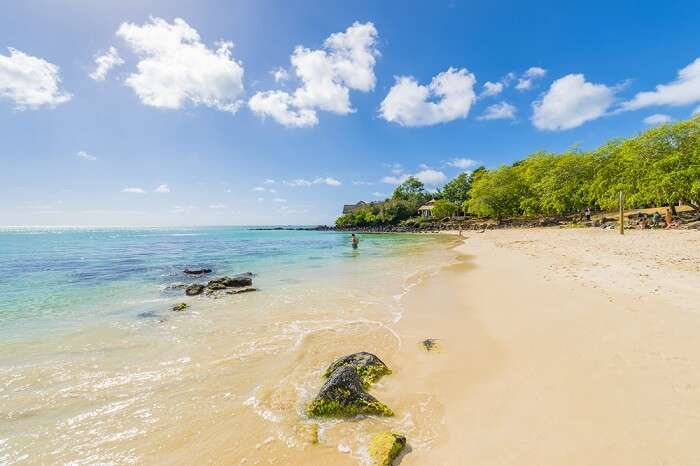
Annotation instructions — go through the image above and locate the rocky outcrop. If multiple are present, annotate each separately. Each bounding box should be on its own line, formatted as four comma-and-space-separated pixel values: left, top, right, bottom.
421, 339, 437, 351
172, 302, 188, 312
368, 432, 406, 466
323, 352, 391, 388
185, 284, 205, 296
184, 268, 212, 275
306, 365, 394, 417
226, 287, 258, 295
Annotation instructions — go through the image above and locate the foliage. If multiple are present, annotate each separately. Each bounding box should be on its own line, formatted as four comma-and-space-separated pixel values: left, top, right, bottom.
430, 199, 459, 219
336, 115, 700, 225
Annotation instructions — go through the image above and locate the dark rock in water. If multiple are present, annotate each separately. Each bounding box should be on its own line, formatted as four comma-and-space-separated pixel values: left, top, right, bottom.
172, 302, 188, 312
226, 287, 258, 295
307, 365, 394, 417
207, 281, 227, 291
209, 273, 254, 288
137, 311, 159, 318
184, 268, 212, 275
185, 284, 205, 296
324, 352, 391, 388
421, 339, 437, 351
165, 283, 186, 290
368, 432, 407, 466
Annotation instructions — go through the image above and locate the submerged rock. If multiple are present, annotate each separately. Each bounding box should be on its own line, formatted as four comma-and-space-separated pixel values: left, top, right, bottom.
324, 352, 391, 388
226, 287, 258, 295
172, 302, 188, 312
207, 281, 227, 291
185, 284, 205, 296
307, 365, 394, 418
184, 268, 212, 275
368, 432, 406, 466
421, 339, 437, 351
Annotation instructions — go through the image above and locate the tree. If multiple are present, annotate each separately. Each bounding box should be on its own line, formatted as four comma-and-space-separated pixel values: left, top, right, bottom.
431, 199, 458, 219
392, 176, 427, 201
442, 173, 471, 205
467, 166, 528, 220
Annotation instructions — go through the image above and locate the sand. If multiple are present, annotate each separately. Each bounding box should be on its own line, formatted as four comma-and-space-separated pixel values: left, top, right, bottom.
391, 228, 700, 465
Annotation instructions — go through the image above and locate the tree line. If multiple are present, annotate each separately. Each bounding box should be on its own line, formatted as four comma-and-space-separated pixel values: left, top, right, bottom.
336, 115, 700, 227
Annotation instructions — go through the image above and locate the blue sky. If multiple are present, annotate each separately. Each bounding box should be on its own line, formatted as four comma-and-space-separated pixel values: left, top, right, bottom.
1, 0, 699, 226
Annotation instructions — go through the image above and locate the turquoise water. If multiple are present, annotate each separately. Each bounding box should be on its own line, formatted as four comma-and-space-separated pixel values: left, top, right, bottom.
0, 227, 437, 340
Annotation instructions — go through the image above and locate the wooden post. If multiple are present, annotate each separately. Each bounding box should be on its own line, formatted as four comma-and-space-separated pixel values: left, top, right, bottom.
619, 190, 624, 235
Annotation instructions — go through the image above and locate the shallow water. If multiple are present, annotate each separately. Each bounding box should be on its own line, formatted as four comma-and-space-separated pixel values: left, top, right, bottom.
0, 227, 456, 465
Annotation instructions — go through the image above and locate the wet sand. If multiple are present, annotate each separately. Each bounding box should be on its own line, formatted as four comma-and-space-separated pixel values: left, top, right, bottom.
392, 228, 700, 465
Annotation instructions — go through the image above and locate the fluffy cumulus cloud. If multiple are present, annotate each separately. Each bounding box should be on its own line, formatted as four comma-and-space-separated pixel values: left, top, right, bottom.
154, 184, 170, 193
313, 176, 341, 186
532, 74, 615, 131
380, 67, 476, 127
447, 158, 480, 170
478, 101, 516, 120
515, 66, 547, 91
76, 150, 97, 161
480, 81, 503, 97
116, 17, 244, 112
249, 22, 379, 127
643, 114, 673, 125
382, 166, 446, 185
620, 58, 700, 111
89, 46, 124, 81
0, 48, 71, 109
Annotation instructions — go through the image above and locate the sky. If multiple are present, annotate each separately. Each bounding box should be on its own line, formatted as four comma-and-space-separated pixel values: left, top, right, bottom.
1, 0, 699, 226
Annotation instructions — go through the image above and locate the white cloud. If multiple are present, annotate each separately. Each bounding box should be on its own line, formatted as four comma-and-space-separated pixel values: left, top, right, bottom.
264, 179, 276, 184
478, 101, 516, 120
352, 180, 374, 185
515, 66, 547, 91
643, 113, 673, 125
116, 17, 244, 112
272, 67, 289, 83
382, 167, 446, 185
272, 198, 287, 203
253, 186, 276, 193
249, 22, 379, 127
313, 176, 341, 186
532, 74, 615, 131
284, 177, 341, 187
447, 158, 479, 169
380, 67, 476, 127
0, 48, 71, 109
155, 184, 170, 193
252, 186, 266, 192
122, 187, 145, 193
76, 150, 97, 161
480, 81, 503, 97
621, 58, 700, 111
284, 178, 313, 187
89, 46, 124, 81
372, 192, 387, 197
209, 204, 226, 209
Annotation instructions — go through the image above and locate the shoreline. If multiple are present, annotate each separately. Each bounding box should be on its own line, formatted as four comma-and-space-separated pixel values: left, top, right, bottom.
390, 227, 700, 464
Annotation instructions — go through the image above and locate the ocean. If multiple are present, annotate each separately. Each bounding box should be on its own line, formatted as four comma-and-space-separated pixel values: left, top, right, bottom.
0, 227, 454, 464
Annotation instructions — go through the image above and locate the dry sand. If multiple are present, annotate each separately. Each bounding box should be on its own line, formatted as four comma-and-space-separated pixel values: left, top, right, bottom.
392, 228, 700, 465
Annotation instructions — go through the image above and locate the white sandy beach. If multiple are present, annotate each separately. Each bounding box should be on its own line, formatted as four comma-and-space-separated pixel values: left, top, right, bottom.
390, 228, 700, 465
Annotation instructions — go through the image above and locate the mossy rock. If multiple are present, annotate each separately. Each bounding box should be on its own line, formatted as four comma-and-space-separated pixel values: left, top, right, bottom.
172, 302, 188, 312
421, 338, 437, 351
207, 281, 227, 291
185, 284, 205, 296
368, 432, 406, 466
323, 352, 391, 388
307, 366, 394, 418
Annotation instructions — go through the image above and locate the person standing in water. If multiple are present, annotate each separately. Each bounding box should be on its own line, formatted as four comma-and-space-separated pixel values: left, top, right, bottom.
351, 233, 360, 249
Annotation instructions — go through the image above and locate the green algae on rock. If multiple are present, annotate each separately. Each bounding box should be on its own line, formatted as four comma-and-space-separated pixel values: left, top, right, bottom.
307, 365, 394, 417
368, 432, 406, 466
323, 352, 391, 388
172, 302, 188, 312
